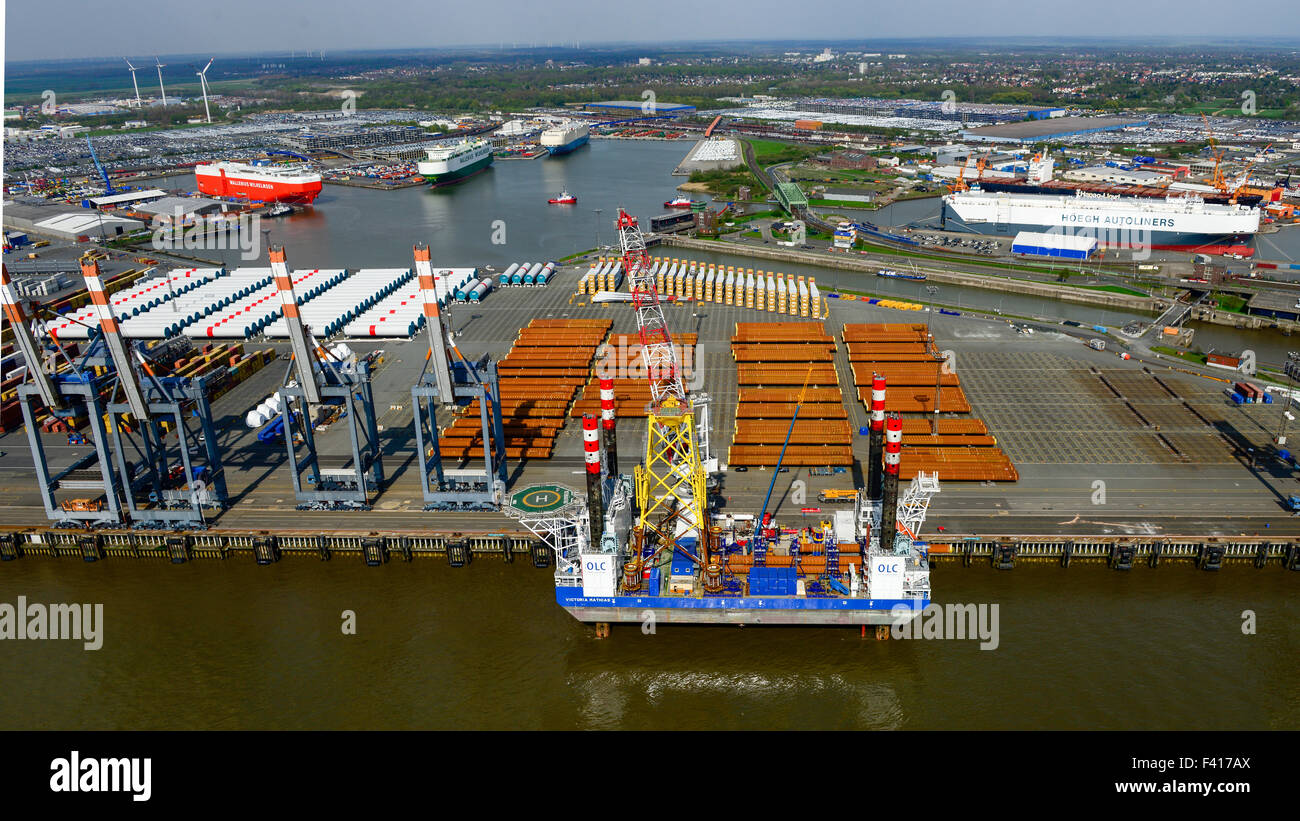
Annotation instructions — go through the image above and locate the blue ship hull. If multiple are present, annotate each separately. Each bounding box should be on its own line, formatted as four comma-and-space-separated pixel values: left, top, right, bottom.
546, 135, 590, 155
555, 586, 928, 625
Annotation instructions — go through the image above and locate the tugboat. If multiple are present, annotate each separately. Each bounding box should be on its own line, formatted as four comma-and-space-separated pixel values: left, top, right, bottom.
664, 196, 699, 208
548, 190, 578, 205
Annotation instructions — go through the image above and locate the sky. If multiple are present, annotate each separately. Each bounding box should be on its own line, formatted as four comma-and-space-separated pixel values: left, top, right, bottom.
5, 0, 1300, 62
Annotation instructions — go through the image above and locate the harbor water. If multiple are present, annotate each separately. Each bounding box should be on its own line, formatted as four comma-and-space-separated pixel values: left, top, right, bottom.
2, 140, 1296, 730
1, 558, 1294, 730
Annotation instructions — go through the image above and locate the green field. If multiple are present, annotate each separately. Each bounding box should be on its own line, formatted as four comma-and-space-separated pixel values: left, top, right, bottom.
1151, 345, 1209, 365
1082, 284, 1150, 297
807, 198, 878, 210
747, 139, 821, 166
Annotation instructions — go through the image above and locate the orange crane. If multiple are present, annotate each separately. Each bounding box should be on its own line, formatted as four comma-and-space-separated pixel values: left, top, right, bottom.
947, 156, 973, 193
1200, 113, 1228, 193
1228, 144, 1275, 204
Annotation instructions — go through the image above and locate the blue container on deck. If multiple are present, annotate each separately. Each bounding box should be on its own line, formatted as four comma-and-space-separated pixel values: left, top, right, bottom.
748, 567, 796, 596
646, 567, 662, 596
669, 550, 697, 577
1263, 393, 1274, 404
1230, 392, 1245, 405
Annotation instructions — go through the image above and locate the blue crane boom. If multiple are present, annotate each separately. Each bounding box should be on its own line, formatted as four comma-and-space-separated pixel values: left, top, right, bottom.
85, 136, 113, 194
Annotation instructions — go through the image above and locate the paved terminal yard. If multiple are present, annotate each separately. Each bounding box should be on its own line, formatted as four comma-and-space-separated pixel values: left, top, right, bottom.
3, 259, 1300, 540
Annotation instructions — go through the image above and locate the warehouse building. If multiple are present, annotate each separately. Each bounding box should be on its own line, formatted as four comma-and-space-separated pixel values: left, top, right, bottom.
1063, 166, 1168, 186
962, 116, 1150, 143
581, 100, 696, 117
2, 203, 146, 241
134, 197, 227, 225
89, 189, 169, 209
1011, 231, 1097, 260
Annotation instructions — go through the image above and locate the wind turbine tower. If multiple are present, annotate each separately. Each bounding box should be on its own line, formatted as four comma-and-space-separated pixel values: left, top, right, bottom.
124, 59, 142, 108
155, 58, 168, 107
196, 58, 214, 123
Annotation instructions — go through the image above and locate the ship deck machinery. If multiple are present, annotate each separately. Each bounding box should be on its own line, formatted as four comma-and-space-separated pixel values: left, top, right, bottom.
409, 243, 508, 511
509, 433, 938, 626
267, 246, 384, 510
2, 262, 226, 529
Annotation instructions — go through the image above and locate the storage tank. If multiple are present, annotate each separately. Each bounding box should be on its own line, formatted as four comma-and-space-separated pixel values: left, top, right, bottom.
456, 278, 481, 301
524, 262, 543, 286
502, 263, 520, 284
468, 280, 491, 302
538, 262, 556, 286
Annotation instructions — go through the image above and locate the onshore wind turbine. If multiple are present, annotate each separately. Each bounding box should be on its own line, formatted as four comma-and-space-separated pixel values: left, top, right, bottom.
124, 59, 142, 107
197, 58, 214, 123
155, 58, 168, 107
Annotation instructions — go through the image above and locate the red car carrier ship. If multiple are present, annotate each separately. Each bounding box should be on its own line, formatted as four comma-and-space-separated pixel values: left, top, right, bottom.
194, 160, 323, 204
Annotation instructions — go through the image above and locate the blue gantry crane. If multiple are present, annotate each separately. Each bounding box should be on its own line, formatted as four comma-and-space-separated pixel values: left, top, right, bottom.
409, 243, 507, 511
2, 260, 226, 529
